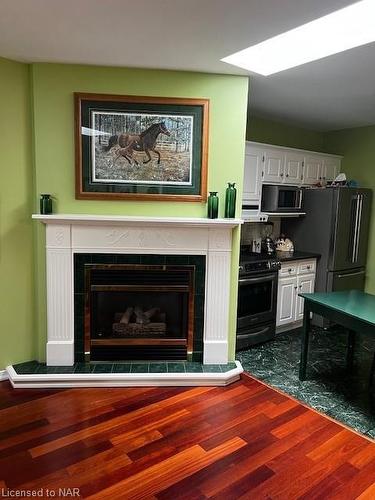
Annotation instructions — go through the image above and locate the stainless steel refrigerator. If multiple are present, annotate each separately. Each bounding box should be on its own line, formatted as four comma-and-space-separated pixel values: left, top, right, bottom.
283, 187, 372, 313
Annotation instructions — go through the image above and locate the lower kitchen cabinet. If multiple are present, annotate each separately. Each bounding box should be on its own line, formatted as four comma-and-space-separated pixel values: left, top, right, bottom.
276, 260, 316, 330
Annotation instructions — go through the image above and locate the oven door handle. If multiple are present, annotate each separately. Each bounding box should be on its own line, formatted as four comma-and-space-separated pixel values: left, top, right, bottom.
237, 326, 271, 338
239, 275, 276, 285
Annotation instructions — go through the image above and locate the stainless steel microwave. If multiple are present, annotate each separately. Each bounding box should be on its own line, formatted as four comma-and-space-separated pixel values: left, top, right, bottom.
261, 185, 303, 213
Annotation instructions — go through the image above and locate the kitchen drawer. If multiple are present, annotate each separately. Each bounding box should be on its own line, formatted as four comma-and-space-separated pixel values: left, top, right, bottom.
279, 263, 297, 277
298, 260, 316, 275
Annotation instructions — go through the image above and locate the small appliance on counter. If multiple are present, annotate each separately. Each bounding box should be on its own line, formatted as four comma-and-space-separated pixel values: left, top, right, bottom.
261, 222, 276, 255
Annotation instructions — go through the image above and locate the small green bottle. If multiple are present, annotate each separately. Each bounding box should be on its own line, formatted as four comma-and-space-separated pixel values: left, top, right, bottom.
40, 194, 53, 214
207, 192, 219, 219
224, 182, 237, 218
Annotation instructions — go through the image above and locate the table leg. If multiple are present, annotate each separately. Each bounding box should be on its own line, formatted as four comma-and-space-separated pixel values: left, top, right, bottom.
370, 352, 375, 388
299, 303, 311, 381
346, 329, 356, 373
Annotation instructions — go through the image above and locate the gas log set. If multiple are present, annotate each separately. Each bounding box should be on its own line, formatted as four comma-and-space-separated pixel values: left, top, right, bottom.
112, 306, 167, 337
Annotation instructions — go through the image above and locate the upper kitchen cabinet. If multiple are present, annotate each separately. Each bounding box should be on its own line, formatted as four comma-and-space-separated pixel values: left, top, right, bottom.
243, 144, 263, 203
284, 151, 304, 185
242, 142, 342, 207
303, 154, 323, 185
322, 156, 340, 182
263, 148, 285, 183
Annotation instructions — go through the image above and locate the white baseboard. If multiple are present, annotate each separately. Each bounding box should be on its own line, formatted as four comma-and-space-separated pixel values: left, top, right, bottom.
0, 369, 9, 381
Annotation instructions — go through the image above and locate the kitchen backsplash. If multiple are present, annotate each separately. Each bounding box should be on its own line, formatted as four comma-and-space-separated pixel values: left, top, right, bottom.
241, 220, 281, 247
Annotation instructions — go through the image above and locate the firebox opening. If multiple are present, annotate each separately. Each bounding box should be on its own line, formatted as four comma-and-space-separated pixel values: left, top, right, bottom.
85, 264, 195, 361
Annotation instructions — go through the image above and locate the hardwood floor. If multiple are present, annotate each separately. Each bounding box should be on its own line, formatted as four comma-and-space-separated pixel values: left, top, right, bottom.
0, 374, 374, 499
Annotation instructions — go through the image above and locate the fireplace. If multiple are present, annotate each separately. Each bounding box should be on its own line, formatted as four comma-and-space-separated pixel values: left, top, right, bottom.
75, 253, 205, 363
33, 214, 240, 367
85, 264, 195, 361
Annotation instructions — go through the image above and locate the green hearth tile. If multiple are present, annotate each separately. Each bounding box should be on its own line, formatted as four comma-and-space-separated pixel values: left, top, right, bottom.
13, 360, 39, 374
74, 363, 95, 373
35, 364, 56, 374
53, 365, 77, 374
202, 364, 222, 373
112, 363, 132, 373
167, 363, 185, 373
185, 362, 203, 373
131, 363, 149, 373
220, 363, 237, 372
93, 363, 113, 373
149, 362, 167, 373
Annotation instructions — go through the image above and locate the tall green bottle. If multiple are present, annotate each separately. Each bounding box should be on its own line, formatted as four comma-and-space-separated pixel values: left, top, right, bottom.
207, 191, 219, 219
224, 182, 236, 218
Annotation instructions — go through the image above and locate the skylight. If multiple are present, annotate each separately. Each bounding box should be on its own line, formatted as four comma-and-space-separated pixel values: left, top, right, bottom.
221, 0, 375, 75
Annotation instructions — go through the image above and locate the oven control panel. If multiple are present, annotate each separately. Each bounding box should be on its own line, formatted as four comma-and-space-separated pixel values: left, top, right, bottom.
239, 260, 281, 275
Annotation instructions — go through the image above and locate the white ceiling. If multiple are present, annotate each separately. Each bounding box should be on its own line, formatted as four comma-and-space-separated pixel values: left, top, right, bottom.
0, 0, 374, 130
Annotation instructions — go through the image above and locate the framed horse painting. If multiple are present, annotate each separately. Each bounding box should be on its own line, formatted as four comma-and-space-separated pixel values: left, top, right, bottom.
74, 93, 209, 201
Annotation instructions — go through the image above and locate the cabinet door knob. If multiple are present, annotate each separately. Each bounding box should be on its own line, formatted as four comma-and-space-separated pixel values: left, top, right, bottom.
294, 286, 298, 290
288, 268, 292, 272
286, 173, 289, 177
307, 265, 311, 269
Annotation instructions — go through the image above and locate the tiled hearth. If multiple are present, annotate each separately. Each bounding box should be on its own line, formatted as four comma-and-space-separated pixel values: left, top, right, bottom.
6, 214, 243, 388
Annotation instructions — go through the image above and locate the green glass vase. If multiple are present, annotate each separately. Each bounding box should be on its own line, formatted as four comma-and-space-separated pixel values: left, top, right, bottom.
207, 191, 219, 219
224, 182, 236, 218
40, 194, 53, 214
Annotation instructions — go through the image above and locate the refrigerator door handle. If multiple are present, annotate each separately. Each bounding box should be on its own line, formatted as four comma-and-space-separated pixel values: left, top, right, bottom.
352, 194, 360, 263
337, 270, 366, 279
355, 194, 363, 262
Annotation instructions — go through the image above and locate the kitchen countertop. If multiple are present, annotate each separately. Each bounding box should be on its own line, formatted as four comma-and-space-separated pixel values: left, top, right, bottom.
275, 250, 320, 262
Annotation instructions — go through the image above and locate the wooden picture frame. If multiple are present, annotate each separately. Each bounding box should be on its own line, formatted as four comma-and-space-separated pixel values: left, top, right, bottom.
74, 93, 209, 202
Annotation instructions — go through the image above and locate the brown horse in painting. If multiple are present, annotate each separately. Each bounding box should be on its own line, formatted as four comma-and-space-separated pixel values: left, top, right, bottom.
105, 122, 171, 166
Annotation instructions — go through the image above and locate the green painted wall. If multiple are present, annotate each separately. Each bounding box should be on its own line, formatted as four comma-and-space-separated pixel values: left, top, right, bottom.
325, 126, 375, 293
0, 58, 35, 369
31, 63, 249, 361
247, 115, 326, 152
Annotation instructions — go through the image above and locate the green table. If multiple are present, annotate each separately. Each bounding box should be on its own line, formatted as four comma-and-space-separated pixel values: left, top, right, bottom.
299, 290, 375, 381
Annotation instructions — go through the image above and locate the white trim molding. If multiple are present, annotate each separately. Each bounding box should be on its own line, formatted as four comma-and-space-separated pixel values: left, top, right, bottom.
0, 369, 9, 381
34, 214, 242, 367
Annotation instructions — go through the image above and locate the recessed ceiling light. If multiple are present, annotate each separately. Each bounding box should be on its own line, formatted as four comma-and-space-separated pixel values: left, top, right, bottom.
221, 0, 375, 75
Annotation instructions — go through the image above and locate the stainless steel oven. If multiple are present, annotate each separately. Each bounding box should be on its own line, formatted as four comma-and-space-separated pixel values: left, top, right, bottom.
236, 256, 280, 351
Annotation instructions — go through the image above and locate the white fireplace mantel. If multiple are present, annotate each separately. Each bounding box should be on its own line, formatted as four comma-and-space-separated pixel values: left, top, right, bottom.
33, 214, 243, 367
33, 214, 242, 228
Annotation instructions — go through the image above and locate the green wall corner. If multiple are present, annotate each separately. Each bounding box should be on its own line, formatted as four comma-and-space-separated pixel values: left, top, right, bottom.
0, 58, 36, 369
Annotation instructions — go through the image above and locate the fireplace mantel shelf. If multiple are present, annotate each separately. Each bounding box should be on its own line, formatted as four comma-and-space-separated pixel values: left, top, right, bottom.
32, 214, 243, 228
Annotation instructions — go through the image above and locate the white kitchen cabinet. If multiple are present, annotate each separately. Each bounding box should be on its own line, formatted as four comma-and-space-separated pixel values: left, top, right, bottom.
242, 141, 342, 208
276, 277, 297, 327
303, 155, 323, 185
276, 259, 316, 330
295, 273, 315, 321
263, 148, 285, 183
284, 151, 304, 185
322, 157, 340, 182
243, 144, 263, 203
